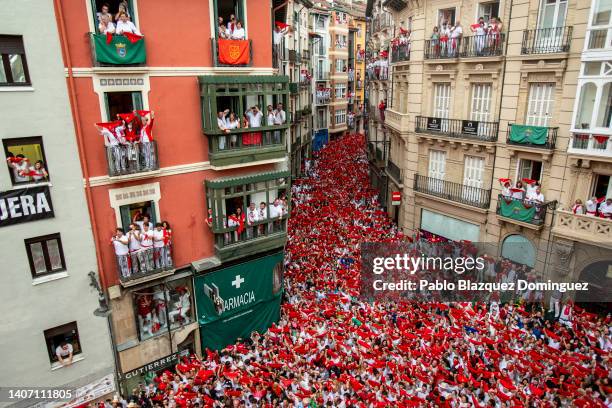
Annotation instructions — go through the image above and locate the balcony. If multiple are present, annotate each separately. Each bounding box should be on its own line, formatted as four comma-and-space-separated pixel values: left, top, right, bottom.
386, 160, 403, 186
207, 127, 287, 167
461, 34, 505, 58
206, 171, 290, 263
302, 50, 310, 60
415, 116, 499, 142
372, 14, 393, 33
211, 38, 252, 67
300, 77, 311, 88
391, 43, 411, 63
496, 195, 556, 229
106, 141, 160, 178
90, 33, 146, 66
568, 132, 612, 159
289, 82, 299, 94
384, 109, 410, 133
414, 175, 492, 209
553, 210, 612, 248
315, 89, 331, 105
506, 124, 557, 150
289, 49, 300, 63
315, 71, 330, 81
116, 236, 175, 287
369, 105, 385, 122
521, 27, 572, 55
425, 38, 461, 60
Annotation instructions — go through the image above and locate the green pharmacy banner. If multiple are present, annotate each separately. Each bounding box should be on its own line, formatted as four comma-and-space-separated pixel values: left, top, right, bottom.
194, 252, 284, 350
92, 34, 146, 65
499, 198, 536, 222
509, 125, 548, 145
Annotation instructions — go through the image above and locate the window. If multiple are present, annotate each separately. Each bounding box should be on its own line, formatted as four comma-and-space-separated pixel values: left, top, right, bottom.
316, 15, 326, 29
593, 174, 611, 198
438, 8, 456, 26
3, 136, 49, 185
335, 109, 346, 125
44, 322, 82, 365
133, 281, 193, 341
214, 0, 246, 38
433, 83, 451, 119
91, 0, 137, 34
470, 83, 492, 122
538, 0, 567, 30
335, 59, 346, 73
317, 109, 326, 128
25, 234, 66, 278
119, 200, 156, 231
0, 35, 30, 86
526, 83, 555, 126
574, 79, 612, 130
205, 171, 290, 248
518, 158, 542, 181
105, 91, 143, 121
335, 83, 346, 99
478, 2, 500, 23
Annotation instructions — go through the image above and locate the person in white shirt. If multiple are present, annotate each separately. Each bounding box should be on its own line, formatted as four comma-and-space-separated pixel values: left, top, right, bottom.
586, 196, 599, 216
230, 21, 245, 40
140, 223, 155, 272
247, 202, 259, 238
275, 103, 286, 124
115, 11, 141, 35
449, 21, 463, 57
226, 112, 240, 148
600, 198, 612, 218
266, 105, 276, 126
258, 202, 268, 235
527, 186, 545, 204
217, 109, 230, 150
135, 214, 154, 231
127, 223, 144, 275
6, 154, 31, 183
246, 106, 263, 127
55, 342, 74, 366
112, 228, 130, 278
98, 14, 115, 35
96, 3, 112, 25
153, 223, 166, 269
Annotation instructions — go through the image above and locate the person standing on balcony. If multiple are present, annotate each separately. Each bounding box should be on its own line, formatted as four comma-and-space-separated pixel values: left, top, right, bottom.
586, 196, 599, 216
247, 202, 259, 239
227, 15, 237, 35
511, 181, 525, 200
227, 112, 240, 148
152, 223, 165, 270
217, 109, 231, 150
138, 111, 155, 170
489, 17, 502, 50
161, 221, 173, 268
140, 223, 155, 272
96, 122, 124, 175
247, 105, 263, 127
470, 20, 487, 56
134, 213, 153, 231
96, 3, 112, 25
258, 202, 268, 236
449, 21, 463, 57
115, 11, 141, 36
127, 223, 144, 275
439, 22, 450, 57
230, 21, 245, 40
112, 228, 130, 279
98, 14, 115, 35
275, 102, 286, 124
571, 199, 585, 215
599, 198, 612, 218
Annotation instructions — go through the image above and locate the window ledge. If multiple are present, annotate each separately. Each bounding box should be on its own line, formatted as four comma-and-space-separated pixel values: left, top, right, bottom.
32, 271, 69, 286
0, 86, 34, 92
50, 354, 85, 371
10, 182, 52, 190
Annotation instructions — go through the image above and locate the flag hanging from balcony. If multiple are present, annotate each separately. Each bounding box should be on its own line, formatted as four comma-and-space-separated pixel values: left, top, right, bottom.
92, 34, 146, 65
500, 198, 536, 222
508, 124, 548, 145
217, 39, 250, 65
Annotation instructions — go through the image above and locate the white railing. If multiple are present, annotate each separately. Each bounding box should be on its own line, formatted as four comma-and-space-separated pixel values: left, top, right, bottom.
568, 132, 612, 158
553, 210, 612, 244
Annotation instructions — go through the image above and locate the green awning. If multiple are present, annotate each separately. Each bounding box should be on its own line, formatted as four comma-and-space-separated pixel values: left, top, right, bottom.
198, 75, 289, 84
205, 170, 290, 189
509, 124, 548, 145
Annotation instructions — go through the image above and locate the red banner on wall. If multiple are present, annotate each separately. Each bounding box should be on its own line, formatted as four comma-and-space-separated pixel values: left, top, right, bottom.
217, 39, 250, 65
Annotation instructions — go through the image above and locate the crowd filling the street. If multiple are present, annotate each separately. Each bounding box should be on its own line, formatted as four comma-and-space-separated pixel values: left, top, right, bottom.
108, 134, 612, 407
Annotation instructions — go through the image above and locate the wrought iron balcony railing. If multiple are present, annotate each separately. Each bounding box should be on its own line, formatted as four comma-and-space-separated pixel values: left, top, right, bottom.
506, 124, 557, 149
390, 43, 411, 62
496, 194, 556, 226
521, 26, 572, 54
415, 116, 499, 142
106, 141, 159, 177
414, 175, 492, 209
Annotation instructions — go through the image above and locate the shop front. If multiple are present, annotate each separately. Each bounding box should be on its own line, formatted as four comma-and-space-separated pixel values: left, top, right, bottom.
419, 209, 481, 242
194, 251, 284, 350
119, 349, 191, 394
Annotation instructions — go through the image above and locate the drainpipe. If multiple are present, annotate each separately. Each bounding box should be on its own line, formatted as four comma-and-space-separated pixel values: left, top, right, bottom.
54, 0, 121, 391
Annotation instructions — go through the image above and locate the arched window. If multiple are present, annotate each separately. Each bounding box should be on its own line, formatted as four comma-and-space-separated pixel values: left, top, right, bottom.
596, 82, 612, 128
501, 234, 536, 268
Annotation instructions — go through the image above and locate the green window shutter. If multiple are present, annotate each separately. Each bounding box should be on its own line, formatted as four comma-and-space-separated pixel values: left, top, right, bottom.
104, 92, 110, 120
119, 205, 131, 231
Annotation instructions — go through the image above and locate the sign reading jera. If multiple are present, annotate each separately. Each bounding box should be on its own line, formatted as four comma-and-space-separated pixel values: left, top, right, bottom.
0, 185, 54, 227
195, 252, 284, 350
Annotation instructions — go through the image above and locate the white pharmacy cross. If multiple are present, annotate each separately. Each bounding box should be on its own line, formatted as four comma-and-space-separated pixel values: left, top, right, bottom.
231, 275, 245, 289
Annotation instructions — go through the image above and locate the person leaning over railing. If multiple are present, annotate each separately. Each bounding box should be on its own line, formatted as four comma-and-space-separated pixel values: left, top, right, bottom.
115, 11, 141, 36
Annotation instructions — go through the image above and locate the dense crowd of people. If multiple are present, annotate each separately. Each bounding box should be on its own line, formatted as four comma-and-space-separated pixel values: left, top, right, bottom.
114, 134, 610, 407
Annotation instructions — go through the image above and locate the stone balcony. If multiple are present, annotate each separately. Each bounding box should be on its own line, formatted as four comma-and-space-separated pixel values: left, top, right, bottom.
384, 109, 411, 134
552, 210, 612, 249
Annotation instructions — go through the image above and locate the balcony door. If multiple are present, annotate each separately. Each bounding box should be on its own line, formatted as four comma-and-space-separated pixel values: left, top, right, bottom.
428, 150, 446, 193
470, 83, 492, 137
526, 83, 555, 126
434, 83, 451, 132
119, 200, 157, 232
463, 156, 485, 203
536, 0, 568, 47
105, 91, 143, 122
